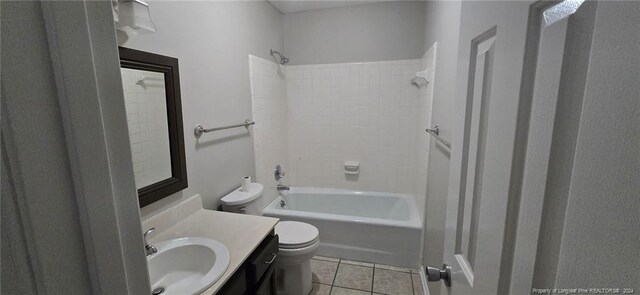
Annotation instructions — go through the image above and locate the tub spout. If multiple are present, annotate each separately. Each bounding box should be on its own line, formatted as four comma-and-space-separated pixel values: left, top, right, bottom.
277, 184, 290, 191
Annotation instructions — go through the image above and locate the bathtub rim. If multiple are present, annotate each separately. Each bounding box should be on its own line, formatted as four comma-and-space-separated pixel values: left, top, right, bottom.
262, 186, 422, 229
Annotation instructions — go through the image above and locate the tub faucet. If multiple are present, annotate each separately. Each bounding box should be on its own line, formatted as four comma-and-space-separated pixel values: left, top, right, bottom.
277, 184, 290, 191
144, 228, 157, 256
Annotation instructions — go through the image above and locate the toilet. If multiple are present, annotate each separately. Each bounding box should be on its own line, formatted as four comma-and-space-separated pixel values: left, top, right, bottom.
221, 183, 319, 295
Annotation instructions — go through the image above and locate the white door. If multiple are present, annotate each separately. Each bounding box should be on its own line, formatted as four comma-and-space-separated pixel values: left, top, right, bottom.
431, 1, 593, 294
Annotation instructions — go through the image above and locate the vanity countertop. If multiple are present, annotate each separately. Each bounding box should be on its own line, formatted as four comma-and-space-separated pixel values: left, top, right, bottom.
142, 194, 279, 294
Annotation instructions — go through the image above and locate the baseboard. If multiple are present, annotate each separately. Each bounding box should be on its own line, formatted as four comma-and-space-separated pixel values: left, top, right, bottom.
419, 265, 430, 295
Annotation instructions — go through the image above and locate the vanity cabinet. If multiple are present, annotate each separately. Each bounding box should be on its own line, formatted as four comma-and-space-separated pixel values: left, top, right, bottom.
218, 232, 279, 295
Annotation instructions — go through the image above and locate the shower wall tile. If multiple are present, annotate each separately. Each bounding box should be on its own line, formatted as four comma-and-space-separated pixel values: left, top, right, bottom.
285, 59, 422, 194
249, 55, 289, 207
121, 68, 172, 189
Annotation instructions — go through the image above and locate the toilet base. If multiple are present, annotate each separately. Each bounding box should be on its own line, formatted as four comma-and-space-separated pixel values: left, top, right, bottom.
275, 242, 319, 295
276, 259, 313, 295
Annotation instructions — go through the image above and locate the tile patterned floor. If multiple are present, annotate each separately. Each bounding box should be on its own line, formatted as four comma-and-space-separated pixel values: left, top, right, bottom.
310, 256, 425, 295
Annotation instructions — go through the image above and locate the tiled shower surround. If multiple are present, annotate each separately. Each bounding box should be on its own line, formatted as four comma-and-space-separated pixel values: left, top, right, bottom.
250, 55, 433, 204
286, 60, 422, 194
121, 68, 172, 188
249, 56, 289, 207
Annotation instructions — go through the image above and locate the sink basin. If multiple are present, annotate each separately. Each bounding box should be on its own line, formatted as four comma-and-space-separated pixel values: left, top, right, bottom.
147, 237, 230, 295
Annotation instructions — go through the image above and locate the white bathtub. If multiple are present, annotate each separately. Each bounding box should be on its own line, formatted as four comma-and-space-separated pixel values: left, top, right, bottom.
263, 187, 422, 268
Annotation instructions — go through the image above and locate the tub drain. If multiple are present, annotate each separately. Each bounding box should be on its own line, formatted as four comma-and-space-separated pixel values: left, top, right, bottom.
152, 287, 165, 295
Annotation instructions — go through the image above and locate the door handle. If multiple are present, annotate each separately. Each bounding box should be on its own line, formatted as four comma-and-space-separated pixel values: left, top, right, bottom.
426, 264, 452, 287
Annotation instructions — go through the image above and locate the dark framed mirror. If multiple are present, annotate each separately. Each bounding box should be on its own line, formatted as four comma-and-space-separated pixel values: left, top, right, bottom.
119, 47, 187, 207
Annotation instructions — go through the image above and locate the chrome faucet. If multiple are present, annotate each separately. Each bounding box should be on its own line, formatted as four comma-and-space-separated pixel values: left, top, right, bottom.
275, 165, 290, 192
277, 184, 290, 191
274, 165, 286, 181
143, 228, 157, 256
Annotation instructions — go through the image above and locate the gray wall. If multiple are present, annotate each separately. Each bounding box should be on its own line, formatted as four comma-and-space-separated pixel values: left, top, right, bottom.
532, 1, 640, 289
1, 1, 92, 293
531, 1, 597, 289
420, 1, 461, 294
283, 1, 425, 65
121, 1, 284, 217
552, 1, 640, 288
421, 0, 640, 291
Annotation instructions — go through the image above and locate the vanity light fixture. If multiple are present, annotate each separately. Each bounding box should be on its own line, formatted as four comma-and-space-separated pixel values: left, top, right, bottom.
115, 0, 157, 36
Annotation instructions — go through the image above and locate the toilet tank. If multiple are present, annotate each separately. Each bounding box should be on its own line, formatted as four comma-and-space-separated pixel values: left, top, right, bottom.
220, 183, 264, 215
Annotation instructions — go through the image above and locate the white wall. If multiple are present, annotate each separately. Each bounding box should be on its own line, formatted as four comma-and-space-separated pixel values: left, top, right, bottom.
120, 1, 284, 217
413, 45, 436, 224
285, 59, 422, 196
248, 55, 289, 207
283, 1, 425, 65
420, 1, 462, 293
121, 69, 172, 188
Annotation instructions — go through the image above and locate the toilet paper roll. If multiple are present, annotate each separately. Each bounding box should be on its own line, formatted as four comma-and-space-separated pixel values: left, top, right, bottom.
241, 176, 251, 192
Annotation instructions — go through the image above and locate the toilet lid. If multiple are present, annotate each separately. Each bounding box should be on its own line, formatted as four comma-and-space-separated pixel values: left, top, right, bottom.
220, 183, 263, 206
275, 221, 319, 249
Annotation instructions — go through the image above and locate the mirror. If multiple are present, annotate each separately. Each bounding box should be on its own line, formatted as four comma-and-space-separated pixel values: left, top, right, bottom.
119, 47, 187, 207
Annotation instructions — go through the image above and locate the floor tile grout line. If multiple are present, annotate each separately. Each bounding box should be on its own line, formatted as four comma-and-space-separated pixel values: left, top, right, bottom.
329, 259, 340, 295
331, 259, 340, 287
371, 263, 376, 294
331, 285, 376, 293
409, 273, 416, 295
332, 259, 377, 293
315, 256, 415, 294
374, 264, 412, 274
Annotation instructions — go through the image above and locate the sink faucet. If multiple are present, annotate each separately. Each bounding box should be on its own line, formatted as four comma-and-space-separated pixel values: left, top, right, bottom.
144, 228, 157, 256
277, 184, 290, 191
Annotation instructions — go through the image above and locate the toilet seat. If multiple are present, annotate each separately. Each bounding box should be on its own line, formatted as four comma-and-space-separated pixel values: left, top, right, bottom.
275, 221, 319, 249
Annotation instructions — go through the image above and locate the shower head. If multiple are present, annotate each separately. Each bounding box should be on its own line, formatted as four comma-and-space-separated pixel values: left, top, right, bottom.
270, 49, 289, 65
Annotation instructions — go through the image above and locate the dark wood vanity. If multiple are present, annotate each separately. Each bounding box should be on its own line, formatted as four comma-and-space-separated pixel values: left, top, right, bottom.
218, 232, 279, 295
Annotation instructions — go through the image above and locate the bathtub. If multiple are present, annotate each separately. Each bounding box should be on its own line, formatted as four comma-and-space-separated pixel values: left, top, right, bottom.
263, 187, 422, 268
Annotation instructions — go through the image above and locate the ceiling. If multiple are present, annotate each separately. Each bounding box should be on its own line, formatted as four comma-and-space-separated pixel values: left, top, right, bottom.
267, 0, 400, 14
